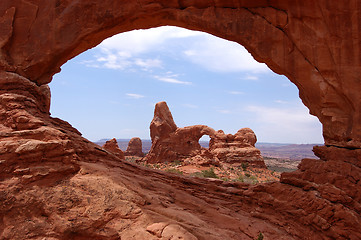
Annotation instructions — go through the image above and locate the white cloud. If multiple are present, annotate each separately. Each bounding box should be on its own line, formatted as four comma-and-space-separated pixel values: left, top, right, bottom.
245, 104, 323, 143
99, 26, 202, 54
184, 50, 196, 56
85, 48, 132, 70
228, 91, 244, 95
246, 105, 316, 124
274, 100, 288, 104
90, 46, 163, 71
241, 75, 259, 81
83, 26, 270, 74
83, 26, 204, 71
167, 28, 204, 38
218, 109, 231, 114
182, 35, 269, 73
154, 75, 192, 85
126, 93, 145, 99
134, 58, 162, 69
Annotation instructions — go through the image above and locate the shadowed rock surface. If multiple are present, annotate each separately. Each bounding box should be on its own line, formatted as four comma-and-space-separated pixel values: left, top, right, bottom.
1, 1, 361, 239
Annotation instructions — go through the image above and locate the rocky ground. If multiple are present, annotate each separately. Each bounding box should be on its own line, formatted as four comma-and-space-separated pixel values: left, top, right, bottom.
263, 157, 301, 172
126, 156, 281, 184
96, 140, 314, 173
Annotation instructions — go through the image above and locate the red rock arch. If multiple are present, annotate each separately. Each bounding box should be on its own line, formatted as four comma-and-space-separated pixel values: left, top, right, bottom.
1, 0, 361, 147
1, 1, 361, 239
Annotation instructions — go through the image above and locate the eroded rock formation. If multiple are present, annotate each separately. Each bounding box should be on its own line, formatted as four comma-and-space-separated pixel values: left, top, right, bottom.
125, 137, 144, 157
209, 129, 266, 168
145, 101, 266, 168
146, 101, 212, 163
1, 1, 361, 239
103, 138, 125, 159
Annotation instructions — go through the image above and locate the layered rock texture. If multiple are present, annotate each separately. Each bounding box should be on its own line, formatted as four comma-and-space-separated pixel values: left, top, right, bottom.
125, 137, 144, 157
1, 1, 361, 239
209, 129, 265, 167
145, 101, 266, 168
103, 138, 125, 159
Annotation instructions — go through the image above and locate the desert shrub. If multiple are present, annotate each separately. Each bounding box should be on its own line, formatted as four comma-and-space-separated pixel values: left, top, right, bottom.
125, 156, 136, 163
201, 168, 218, 179
171, 160, 182, 166
239, 174, 259, 184
191, 172, 203, 178
191, 168, 219, 179
165, 168, 183, 175
249, 175, 259, 184
256, 232, 264, 240
241, 162, 249, 171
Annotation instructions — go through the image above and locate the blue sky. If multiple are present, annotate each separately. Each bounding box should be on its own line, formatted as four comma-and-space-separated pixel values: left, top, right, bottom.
50, 26, 323, 144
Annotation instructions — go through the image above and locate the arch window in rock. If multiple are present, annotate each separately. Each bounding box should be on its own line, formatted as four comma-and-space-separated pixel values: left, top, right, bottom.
50, 26, 322, 178
51, 26, 322, 143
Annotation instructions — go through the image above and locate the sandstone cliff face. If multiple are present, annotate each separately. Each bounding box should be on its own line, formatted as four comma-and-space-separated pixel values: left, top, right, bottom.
103, 138, 125, 159
125, 137, 144, 157
1, 1, 361, 239
145, 102, 266, 168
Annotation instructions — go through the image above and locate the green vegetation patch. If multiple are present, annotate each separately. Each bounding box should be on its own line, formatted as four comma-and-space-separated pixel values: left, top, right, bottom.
192, 168, 219, 179
256, 232, 264, 240
241, 162, 249, 171
165, 168, 183, 175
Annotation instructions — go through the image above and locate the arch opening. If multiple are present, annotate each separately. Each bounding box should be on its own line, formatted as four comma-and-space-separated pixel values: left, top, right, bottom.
51, 26, 323, 144
2, 1, 360, 148
50, 26, 323, 181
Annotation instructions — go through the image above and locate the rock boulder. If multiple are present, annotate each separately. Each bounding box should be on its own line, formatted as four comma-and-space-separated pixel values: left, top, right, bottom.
125, 137, 144, 157
209, 129, 266, 168
103, 138, 125, 160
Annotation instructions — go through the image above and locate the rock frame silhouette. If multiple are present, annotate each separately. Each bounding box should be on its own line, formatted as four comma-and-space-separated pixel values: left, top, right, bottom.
1, 1, 361, 239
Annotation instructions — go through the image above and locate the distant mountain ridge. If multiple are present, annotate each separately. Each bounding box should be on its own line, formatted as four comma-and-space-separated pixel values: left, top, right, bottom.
256, 143, 319, 160
94, 139, 319, 160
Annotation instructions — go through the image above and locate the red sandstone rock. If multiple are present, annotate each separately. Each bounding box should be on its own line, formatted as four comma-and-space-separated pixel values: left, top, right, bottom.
209, 128, 266, 168
146, 222, 197, 239
149, 101, 178, 142
125, 137, 144, 157
146, 102, 265, 168
102, 138, 125, 159
1, 1, 361, 239
146, 101, 212, 163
